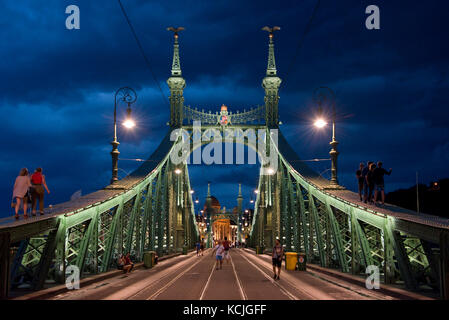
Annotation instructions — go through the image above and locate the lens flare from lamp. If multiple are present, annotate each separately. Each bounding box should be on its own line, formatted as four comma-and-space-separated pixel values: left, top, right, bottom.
123, 119, 136, 129
314, 118, 327, 128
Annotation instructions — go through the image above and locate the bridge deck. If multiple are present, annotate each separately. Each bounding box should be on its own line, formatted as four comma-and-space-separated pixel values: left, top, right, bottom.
14, 249, 430, 300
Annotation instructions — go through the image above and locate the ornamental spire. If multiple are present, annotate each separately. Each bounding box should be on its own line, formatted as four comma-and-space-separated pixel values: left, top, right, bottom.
261, 26, 280, 76
238, 183, 242, 198
167, 26, 184, 76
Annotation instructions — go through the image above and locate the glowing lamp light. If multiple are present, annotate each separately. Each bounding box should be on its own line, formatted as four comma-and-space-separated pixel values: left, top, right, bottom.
190, 190, 195, 194
254, 189, 259, 194
267, 167, 275, 175
174, 168, 182, 175
123, 119, 136, 129
314, 118, 327, 129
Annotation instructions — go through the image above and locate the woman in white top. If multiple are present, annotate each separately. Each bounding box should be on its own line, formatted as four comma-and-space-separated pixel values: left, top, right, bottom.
211, 240, 225, 270
13, 168, 31, 219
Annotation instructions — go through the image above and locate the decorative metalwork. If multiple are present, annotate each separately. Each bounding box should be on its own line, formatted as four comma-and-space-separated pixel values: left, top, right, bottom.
183, 105, 265, 125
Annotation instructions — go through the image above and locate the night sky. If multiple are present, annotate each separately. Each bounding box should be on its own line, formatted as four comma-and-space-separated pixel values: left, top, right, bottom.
1, 1, 448, 218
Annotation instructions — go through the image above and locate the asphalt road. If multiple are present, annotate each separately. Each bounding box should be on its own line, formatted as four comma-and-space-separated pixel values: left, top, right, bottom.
45, 248, 403, 300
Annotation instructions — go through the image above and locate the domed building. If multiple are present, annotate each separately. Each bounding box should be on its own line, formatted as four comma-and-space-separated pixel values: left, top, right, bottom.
202, 183, 242, 246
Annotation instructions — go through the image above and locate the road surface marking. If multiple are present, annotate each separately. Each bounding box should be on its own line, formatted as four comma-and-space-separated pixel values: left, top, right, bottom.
230, 254, 247, 300
199, 260, 216, 300
236, 250, 300, 300
147, 254, 206, 300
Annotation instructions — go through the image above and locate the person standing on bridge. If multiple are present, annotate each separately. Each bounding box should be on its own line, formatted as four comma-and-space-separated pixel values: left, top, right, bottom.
356, 163, 365, 201
211, 240, 224, 270
12, 168, 31, 219
366, 163, 377, 204
200, 241, 204, 256
223, 236, 231, 264
373, 161, 392, 206
362, 161, 372, 203
196, 241, 201, 257
272, 239, 284, 280
30, 167, 50, 216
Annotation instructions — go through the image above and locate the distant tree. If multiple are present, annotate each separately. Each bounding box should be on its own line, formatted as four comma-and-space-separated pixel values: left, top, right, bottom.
386, 179, 447, 218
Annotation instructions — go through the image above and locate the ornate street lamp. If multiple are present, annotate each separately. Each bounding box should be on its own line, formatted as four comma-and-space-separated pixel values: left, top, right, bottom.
110, 87, 137, 185
313, 86, 343, 189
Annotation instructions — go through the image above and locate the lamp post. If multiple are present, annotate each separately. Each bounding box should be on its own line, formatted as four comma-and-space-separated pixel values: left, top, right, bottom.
111, 87, 137, 185
313, 86, 342, 188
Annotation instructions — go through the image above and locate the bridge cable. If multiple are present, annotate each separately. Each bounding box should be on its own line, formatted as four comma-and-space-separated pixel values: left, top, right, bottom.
117, 0, 170, 107
284, 0, 321, 83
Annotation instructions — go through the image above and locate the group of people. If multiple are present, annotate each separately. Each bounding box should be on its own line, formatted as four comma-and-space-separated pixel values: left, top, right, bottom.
195, 241, 205, 256
211, 237, 231, 270
356, 161, 392, 206
210, 236, 285, 281
12, 167, 50, 219
117, 253, 134, 274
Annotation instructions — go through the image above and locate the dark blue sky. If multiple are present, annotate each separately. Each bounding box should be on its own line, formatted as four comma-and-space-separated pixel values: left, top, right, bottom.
1, 0, 448, 217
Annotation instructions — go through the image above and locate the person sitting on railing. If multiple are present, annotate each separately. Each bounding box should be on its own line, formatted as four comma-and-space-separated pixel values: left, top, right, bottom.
124, 252, 134, 272
117, 254, 133, 273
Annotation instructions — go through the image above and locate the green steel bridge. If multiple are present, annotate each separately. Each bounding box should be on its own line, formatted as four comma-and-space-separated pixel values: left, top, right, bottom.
1, 28, 449, 300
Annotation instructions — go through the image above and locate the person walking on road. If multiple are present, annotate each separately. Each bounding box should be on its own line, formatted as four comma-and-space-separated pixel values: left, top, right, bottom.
12, 168, 31, 219
212, 240, 224, 270
223, 236, 231, 264
272, 239, 284, 280
200, 241, 204, 256
196, 241, 201, 257
30, 167, 50, 216
373, 161, 392, 206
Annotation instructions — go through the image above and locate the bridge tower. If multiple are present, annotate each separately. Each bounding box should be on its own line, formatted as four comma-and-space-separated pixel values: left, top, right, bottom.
205, 182, 213, 248
167, 27, 186, 128
237, 183, 243, 243
262, 26, 282, 128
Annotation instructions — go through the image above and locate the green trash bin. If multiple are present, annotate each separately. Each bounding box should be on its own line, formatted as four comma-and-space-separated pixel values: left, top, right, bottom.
143, 251, 157, 268
143, 251, 152, 268
297, 252, 307, 271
